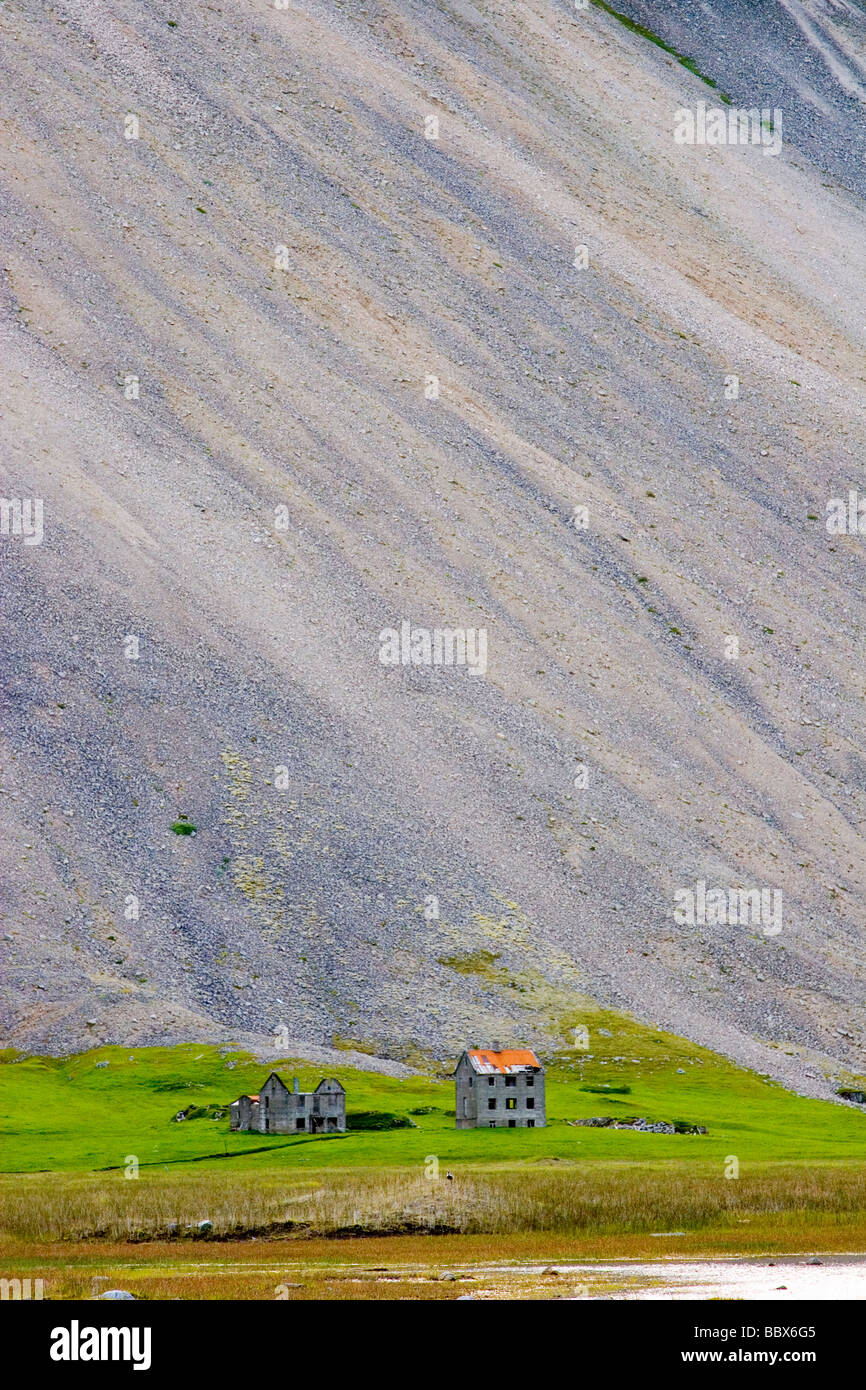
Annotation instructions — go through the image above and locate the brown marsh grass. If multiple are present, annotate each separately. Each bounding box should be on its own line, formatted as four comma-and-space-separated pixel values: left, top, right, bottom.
2, 1162, 866, 1244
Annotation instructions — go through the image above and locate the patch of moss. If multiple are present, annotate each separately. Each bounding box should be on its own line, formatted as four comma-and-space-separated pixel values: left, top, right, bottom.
172, 1103, 229, 1123
591, 0, 731, 102
346, 1112, 415, 1131
438, 949, 502, 977
331, 1036, 379, 1056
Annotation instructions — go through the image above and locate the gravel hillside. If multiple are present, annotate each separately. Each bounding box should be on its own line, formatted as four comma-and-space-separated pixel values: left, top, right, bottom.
1, 0, 865, 1096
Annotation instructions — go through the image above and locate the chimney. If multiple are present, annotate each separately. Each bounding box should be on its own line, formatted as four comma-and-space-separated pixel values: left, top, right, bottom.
293, 1077, 300, 1093
491, 1040, 502, 1053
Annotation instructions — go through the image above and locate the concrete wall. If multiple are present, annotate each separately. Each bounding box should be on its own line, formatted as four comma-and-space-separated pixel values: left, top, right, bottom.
237, 1075, 346, 1134
455, 1055, 546, 1128
231, 1094, 258, 1131
455, 1053, 478, 1129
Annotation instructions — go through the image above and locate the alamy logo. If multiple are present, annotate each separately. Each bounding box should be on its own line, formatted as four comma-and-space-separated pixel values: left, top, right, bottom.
826, 491, 866, 535
50, 1321, 152, 1371
379, 620, 488, 676
674, 100, 783, 157
0, 1277, 43, 1299
0, 497, 43, 545
674, 879, 782, 936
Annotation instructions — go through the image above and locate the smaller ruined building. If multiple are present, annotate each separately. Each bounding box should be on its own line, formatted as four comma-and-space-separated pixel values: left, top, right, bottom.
454, 1045, 546, 1128
230, 1073, 346, 1134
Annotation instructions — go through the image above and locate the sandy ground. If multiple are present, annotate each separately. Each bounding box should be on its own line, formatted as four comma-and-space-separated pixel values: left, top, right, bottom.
568, 1255, 866, 1300
15, 1247, 866, 1301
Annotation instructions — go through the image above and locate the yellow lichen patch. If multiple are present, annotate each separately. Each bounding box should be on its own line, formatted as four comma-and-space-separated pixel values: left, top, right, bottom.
230, 856, 274, 902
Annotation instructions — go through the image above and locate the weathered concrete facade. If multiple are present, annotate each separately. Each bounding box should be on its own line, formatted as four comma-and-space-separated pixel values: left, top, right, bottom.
230, 1074, 346, 1134
454, 1046, 545, 1128
230, 1092, 261, 1131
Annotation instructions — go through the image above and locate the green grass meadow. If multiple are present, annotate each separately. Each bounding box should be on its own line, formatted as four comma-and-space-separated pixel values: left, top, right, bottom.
2, 1018, 865, 1174
3, 1024, 866, 1174
2, 1019, 865, 1270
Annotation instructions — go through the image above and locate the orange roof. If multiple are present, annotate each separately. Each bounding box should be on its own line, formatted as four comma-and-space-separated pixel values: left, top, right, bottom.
467, 1048, 540, 1073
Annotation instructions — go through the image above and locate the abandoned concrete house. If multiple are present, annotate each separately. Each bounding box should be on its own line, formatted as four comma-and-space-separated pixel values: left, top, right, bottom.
454, 1046, 546, 1129
230, 1073, 346, 1135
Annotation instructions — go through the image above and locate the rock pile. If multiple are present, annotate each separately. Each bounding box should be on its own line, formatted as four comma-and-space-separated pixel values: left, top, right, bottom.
570, 1117, 708, 1135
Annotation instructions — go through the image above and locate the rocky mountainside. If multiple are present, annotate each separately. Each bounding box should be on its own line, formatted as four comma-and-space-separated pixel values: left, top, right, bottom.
1, 0, 865, 1094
